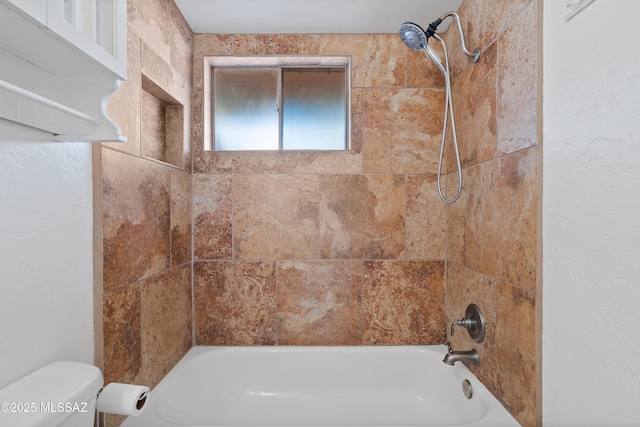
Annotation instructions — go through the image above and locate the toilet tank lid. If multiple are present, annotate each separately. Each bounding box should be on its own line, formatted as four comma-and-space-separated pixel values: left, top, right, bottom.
0, 361, 103, 405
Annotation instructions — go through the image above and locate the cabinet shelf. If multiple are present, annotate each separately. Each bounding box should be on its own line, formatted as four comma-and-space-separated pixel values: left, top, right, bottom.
0, 0, 127, 142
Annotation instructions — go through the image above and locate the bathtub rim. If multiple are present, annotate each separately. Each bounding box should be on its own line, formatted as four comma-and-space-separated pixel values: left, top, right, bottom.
122, 344, 520, 427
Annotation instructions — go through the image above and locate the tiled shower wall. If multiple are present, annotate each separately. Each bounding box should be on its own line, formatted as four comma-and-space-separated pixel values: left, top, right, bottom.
190, 34, 449, 345
443, 1, 539, 426
97, 1, 540, 426
96, 1, 194, 426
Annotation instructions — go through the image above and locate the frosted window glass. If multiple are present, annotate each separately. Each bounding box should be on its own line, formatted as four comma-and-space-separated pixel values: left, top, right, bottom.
214, 68, 279, 151
282, 68, 347, 150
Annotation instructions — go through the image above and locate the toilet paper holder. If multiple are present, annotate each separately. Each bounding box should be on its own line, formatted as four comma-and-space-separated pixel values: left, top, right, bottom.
136, 390, 148, 410
98, 386, 148, 410
96, 382, 150, 416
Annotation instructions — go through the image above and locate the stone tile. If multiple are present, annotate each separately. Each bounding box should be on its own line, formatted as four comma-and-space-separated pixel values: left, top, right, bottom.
182, 102, 192, 174
105, 413, 126, 427
165, 104, 187, 170
406, 174, 446, 259
276, 151, 362, 174
234, 174, 320, 260
496, 281, 536, 427
438, 123, 452, 178
350, 87, 364, 154
102, 149, 170, 291
441, 0, 532, 80
407, 44, 445, 89
461, 0, 533, 54
193, 34, 236, 58
439, 19, 472, 82
170, 170, 191, 266
446, 262, 498, 391
319, 175, 405, 260
465, 148, 538, 291
128, 0, 170, 64
193, 174, 233, 260
445, 167, 470, 265
192, 34, 236, 89
228, 152, 280, 174
194, 261, 277, 345
363, 261, 445, 345
140, 41, 182, 106
235, 34, 320, 56
277, 261, 363, 345
191, 88, 204, 149
498, 2, 538, 154
452, 42, 497, 167
363, 88, 445, 173
140, 89, 166, 162
194, 151, 280, 174
169, 0, 193, 85
141, 265, 192, 388
103, 284, 141, 385
320, 34, 406, 88
170, 68, 191, 110
104, 26, 141, 153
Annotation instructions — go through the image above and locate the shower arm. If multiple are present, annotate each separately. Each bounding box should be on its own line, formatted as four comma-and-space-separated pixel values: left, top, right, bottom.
433, 12, 480, 63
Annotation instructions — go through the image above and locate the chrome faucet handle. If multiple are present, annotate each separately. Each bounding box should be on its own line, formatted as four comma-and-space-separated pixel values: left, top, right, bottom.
449, 304, 486, 343
450, 318, 475, 336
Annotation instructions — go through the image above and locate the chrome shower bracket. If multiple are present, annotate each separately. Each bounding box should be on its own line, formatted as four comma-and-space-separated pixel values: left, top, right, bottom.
450, 304, 486, 343
435, 11, 481, 63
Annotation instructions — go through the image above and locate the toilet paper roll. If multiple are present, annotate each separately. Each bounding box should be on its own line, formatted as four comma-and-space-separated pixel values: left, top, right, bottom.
97, 383, 150, 416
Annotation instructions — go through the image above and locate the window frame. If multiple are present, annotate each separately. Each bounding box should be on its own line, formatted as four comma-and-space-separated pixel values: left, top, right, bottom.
203, 55, 351, 152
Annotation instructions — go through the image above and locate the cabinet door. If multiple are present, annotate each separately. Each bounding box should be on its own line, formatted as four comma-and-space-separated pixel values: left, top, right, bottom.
46, 0, 126, 79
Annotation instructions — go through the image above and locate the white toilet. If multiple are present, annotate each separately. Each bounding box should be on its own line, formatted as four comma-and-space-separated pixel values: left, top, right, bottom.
0, 361, 103, 427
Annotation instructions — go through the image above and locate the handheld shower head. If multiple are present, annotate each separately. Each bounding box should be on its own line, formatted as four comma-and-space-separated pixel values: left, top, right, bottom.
399, 22, 427, 50
399, 13, 480, 63
424, 42, 446, 74
399, 22, 446, 74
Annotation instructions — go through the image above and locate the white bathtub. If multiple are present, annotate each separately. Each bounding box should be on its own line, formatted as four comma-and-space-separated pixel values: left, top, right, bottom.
122, 345, 520, 427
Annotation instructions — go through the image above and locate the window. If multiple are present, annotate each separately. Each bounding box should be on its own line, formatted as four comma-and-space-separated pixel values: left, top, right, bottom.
204, 56, 350, 151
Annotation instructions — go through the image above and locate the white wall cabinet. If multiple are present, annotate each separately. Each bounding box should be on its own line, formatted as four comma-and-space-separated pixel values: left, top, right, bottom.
0, 0, 127, 142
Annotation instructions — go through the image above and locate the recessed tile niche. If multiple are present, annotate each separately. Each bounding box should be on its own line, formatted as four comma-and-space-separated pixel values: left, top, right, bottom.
141, 75, 184, 168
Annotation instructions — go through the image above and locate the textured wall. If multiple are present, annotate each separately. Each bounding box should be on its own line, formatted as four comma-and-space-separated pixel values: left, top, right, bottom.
543, 0, 640, 425
0, 142, 94, 388
97, 1, 194, 426
191, 34, 448, 346
442, 1, 539, 426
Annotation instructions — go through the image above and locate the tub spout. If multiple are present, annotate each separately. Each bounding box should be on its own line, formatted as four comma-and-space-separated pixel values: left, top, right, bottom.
443, 346, 480, 366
